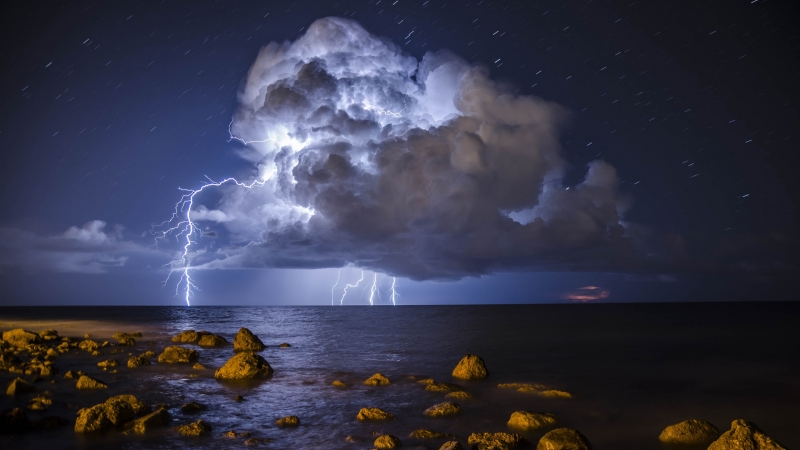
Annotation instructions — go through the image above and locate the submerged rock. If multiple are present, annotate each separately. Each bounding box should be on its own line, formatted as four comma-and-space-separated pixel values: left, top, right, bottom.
468, 432, 527, 450
2, 329, 41, 348
127, 356, 151, 368
76, 375, 108, 390
214, 352, 274, 379
446, 391, 472, 400
356, 407, 395, 421
708, 419, 786, 450
659, 419, 719, 445
279, 343, 291, 348
74, 395, 149, 432
140, 350, 156, 358
0, 408, 31, 434
157, 346, 199, 364
171, 330, 210, 343
409, 429, 455, 439
233, 328, 266, 352
374, 434, 402, 449
181, 402, 207, 413
125, 407, 170, 434
117, 337, 136, 346
536, 389, 573, 399
97, 359, 119, 368
536, 428, 591, 450
275, 415, 300, 427
331, 380, 348, 387
0, 353, 22, 370
452, 354, 488, 380
197, 334, 228, 347
192, 363, 206, 370
507, 411, 558, 431
364, 373, 391, 386
426, 382, 463, 392
499, 382, 545, 390
6, 377, 36, 395
439, 441, 464, 450
417, 378, 436, 385
112, 332, 143, 340
423, 402, 461, 417
176, 419, 212, 436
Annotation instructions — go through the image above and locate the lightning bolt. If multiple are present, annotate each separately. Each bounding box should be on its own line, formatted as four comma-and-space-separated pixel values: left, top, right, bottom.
362, 103, 402, 118
368, 272, 382, 305
389, 277, 399, 306
227, 119, 279, 145
152, 176, 265, 306
331, 268, 341, 306
339, 270, 364, 305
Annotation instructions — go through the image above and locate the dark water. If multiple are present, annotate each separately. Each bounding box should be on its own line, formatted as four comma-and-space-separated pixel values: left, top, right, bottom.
1, 303, 799, 449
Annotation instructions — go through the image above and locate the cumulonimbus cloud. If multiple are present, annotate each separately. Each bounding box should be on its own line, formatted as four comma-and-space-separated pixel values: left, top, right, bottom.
189, 17, 633, 280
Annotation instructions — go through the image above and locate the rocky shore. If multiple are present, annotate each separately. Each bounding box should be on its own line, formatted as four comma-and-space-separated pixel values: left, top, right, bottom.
0, 325, 792, 449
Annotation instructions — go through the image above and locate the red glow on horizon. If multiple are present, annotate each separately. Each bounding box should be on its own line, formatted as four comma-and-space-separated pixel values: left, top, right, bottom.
564, 285, 610, 302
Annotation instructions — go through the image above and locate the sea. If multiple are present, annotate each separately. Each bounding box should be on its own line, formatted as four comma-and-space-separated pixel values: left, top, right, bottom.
1, 302, 799, 449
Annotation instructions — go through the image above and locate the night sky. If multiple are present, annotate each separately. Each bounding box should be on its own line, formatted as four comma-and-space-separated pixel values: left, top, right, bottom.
0, 0, 797, 305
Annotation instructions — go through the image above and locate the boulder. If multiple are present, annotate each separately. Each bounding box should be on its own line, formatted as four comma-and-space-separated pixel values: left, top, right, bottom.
440, 441, 464, 450
424, 402, 461, 417
0, 408, 31, 434
409, 429, 455, 439
76, 375, 108, 390
356, 407, 395, 421
659, 419, 719, 445
74, 395, 149, 432
181, 402, 207, 413
364, 373, 391, 386
417, 378, 436, 385
446, 391, 472, 400
708, 419, 787, 450
1, 329, 41, 348
6, 377, 36, 395
508, 411, 557, 430
279, 343, 291, 348
331, 380, 348, 387
176, 419, 212, 436
117, 337, 136, 346
452, 354, 488, 380
0, 353, 22, 370
197, 334, 228, 347
275, 415, 300, 427
233, 328, 266, 351
171, 330, 210, 343
192, 363, 206, 370
374, 434, 402, 449
468, 432, 528, 450
214, 352, 273, 379
27, 395, 52, 411
426, 382, 463, 392
157, 346, 199, 364
112, 332, 142, 340
124, 407, 170, 434
127, 356, 151, 368
78, 340, 99, 352
97, 359, 119, 368
536, 428, 591, 450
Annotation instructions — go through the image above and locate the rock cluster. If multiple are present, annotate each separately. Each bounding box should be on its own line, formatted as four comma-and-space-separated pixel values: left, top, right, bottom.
468, 432, 527, 449
275, 415, 300, 427
74, 395, 150, 432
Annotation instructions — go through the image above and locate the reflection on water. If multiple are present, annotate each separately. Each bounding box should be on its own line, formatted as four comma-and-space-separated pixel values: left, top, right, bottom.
1, 303, 799, 449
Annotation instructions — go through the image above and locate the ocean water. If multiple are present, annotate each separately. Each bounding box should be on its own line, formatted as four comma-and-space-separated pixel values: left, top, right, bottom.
1, 303, 799, 449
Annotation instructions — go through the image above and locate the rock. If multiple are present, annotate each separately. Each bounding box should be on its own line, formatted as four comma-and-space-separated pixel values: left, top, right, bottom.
452, 354, 488, 380
446, 391, 472, 400
275, 415, 300, 427
0, 407, 31, 434
530, 389, 572, 399
198, 334, 228, 347
426, 382, 463, 392
6, 377, 36, 395
27, 395, 52, 411
193, 363, 206, 370
499, 382, 545, 390
417, 378, 436, 385
112, 332, 142, 340
157, 346, 199, 364
101, 341, 111, 347
214, 352, 274, 379
176, 419, 212, 436
409, 429, 456, 439
117, 337, 136, 346
78, 340, 99, 352
440, 441, 464, 450
234, 395, 244, 402
508, 411, 558, 431
345, 435, 359, 442
279, 343, 291, 348
0, 353, 22, 370
375, 434, 402, 449
536, 428, 591, 450
658, 419, 719, 445
84, 334, 91, 339
424, 402, 461, 417
244, 437, 272, 445
63, 370, 79, 380
468, 432, 528, 450
74, 395, 150, 432
708, 419, 787, 450
181, 402, 207, 413
356, 407, 395, 421
171, 330, 210, 343
91, 350, 101, 356
364, 373, 391, 386
76, 375, 108, 390
331, 380, 348, 387
125, 407, 170, 434
233, 328, 266, 352
97, 359, 119, 368
1, 329, 42, 348
141, 350, 156, 358
38, 330, 60, 342
127, 356, 151, 368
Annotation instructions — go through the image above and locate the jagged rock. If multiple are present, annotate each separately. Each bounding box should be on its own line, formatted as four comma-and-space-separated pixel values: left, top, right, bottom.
426, 382, 463, 392
424, 402, 461, 417
446, 391, 472, 400
357, 407, 395, 421
91, 350, 101, 356
97, 359, 119, 368
275, 415, 300, 427
233, 328, 266, 352
708, 419, 786, 450
76, 375, 108, 390
6, 377, 36, 395
141, 350, 156, 358
2, 329, 41, 348
112, 332, 142, 340
78, 340, 99, 352
375, 434, 402, 449
171, 330, 210, 343
198, 334, 228, 347
157, 346, 199, 364
468, 432, 528, 450
176, 419, 212, 436
214, 352, 273, 379
452, 354, 488, 380
440, 441, 464, 450
124, 407, 170, 434
128, 356, 151, 368
659, 419, 719, 445
536, 428, 591, 450
0, 408, 31, 434
74, 395, 150, 432
279, 343, 291, 348
181, 402, 207, 413
193, 363, 206, 370
331, 380, 348, 387
508, 411, 558, 430
364, 373, 391, 386
409, 429, 455, 439
117, 337, 136, 346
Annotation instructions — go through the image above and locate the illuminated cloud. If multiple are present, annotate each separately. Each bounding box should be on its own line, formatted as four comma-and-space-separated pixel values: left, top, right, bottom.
563, 286, 610, 302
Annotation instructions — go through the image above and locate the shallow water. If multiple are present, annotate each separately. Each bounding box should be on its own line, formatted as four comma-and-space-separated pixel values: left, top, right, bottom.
1, 303, 799, 449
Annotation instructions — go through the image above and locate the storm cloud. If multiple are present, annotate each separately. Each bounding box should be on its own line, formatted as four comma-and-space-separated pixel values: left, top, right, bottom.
192, 17, 633, 280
